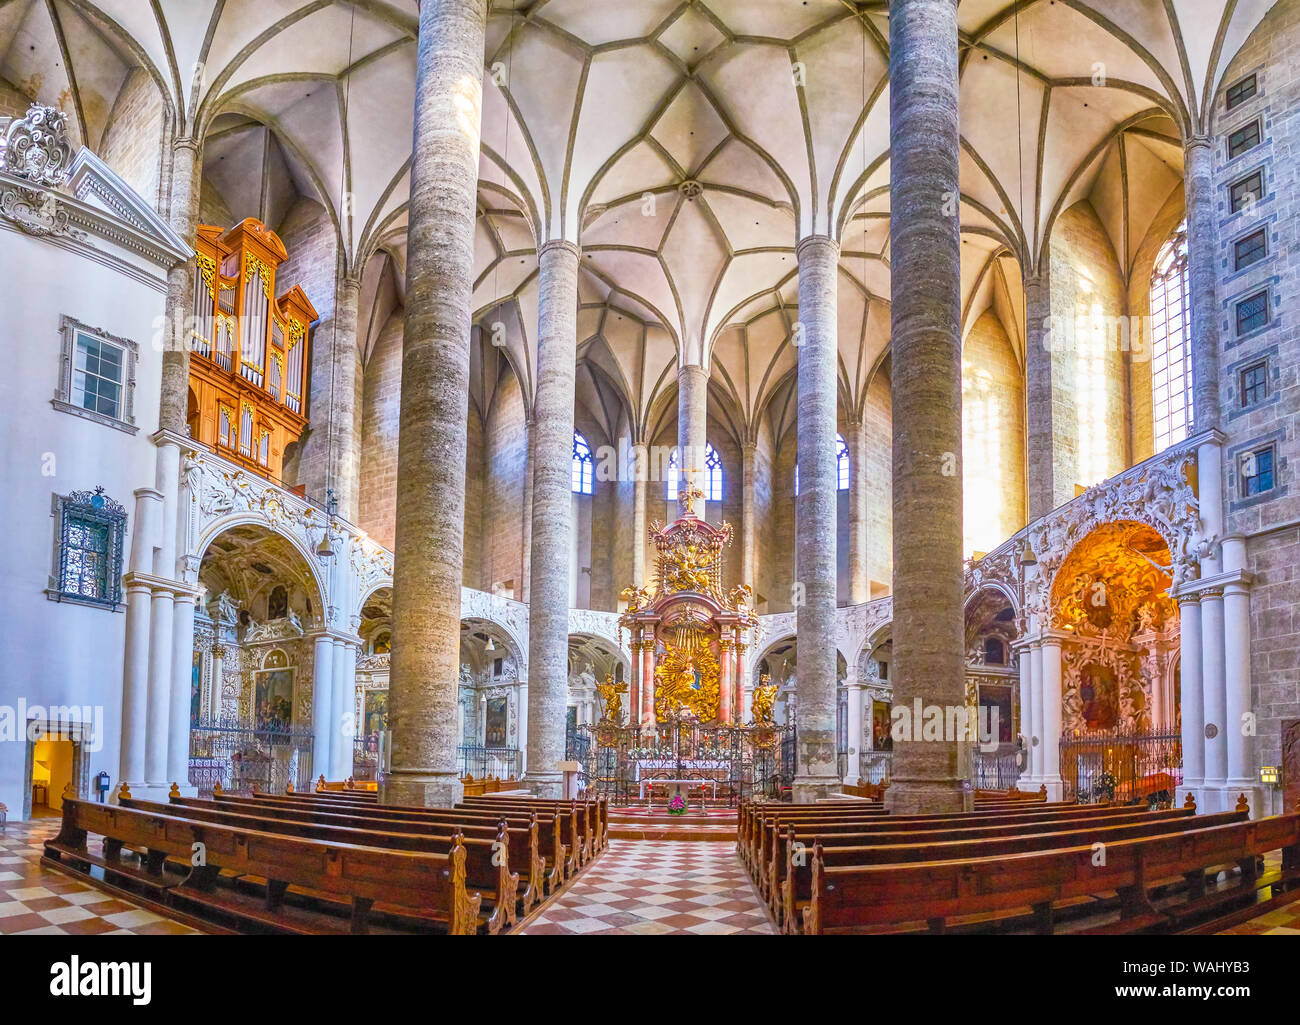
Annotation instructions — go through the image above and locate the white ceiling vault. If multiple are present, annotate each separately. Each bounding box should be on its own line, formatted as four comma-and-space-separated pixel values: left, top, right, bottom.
1, 0, 1278, 449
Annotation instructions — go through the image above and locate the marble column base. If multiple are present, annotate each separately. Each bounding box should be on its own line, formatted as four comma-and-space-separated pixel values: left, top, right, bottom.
883, 780, 971, 815
1202, 783, 1267, 819
380, 772, 464, 809
791, 776, 843, 803
523, 770, 564, 800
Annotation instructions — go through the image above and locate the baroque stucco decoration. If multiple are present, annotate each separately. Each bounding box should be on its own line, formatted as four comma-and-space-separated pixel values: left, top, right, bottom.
1022, 447, 1203, 625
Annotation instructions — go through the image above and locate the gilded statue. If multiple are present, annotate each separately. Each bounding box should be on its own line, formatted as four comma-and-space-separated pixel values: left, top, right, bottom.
654, 642, 720, 722
620, 584, 653, 613
595, 673, 628, 724
663, 540, 713, 594
750, 678, 777, 726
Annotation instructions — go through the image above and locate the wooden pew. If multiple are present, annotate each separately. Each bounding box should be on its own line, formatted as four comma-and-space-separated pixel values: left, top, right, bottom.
237, 792, 569, 895
462, 796, 606, 862
745, 802, 1125, 880
778, 809, 1243, 933
43, 798, 482, 935
802, 811, 1300, 935
124, 797, 519, 932
764, 807, 1192, 915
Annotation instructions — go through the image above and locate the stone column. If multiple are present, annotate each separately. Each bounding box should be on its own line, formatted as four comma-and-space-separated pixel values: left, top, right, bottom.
1024, 272, 1056, 521
1176, 593, 1205, 806
677, 363, 709, 518
521, 417, 535, 602
1015, 639, 1036, 786
311, 635, 334, 779
119, 487, 160, 787
524, 240, 581, 798
884, 0, 967, 814
158, 138, 201, 436
844, 678, 865, 783
632, 472, 647, 585
516, 682, 529, 775
741, 441, 757, 588
166, 589, 197, 788
144, 587, 175, 787
1185, 137, 1220, 433
1221, 537, 1256, 800
1030, 639, 1045, 786
735, 644, 748, 724
640, 641, 656, 726
718, 639, 735, 725
208, 644, 225, 722
384, 0, 487, 808
792, 233, 842, 802
317, 276, 362, 522
331, 639, 356, 781
846, 420, 870, 604
1039, 634, 1064, 800
1200, 586, 1228, 805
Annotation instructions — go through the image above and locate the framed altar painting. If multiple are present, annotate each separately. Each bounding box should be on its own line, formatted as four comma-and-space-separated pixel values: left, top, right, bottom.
872, 700, 892, 750
485, 696, 508, 746
254, 667, 295, 729
364, 690, 389, 739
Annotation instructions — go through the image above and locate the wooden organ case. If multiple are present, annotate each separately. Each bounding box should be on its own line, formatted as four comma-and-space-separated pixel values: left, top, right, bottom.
186, 218, 317, 484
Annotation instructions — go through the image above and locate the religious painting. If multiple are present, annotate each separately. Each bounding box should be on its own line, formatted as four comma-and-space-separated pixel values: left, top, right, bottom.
191, 653, 202, 726
373, 632, 391, 654
485, 696, 508, 746
363, 690, 389, 748
979, 685, 1013, 744
268, 585, 289, 620
254, 668, 295, 730
1079, 664, 1118, 731
872, 700, 892, 751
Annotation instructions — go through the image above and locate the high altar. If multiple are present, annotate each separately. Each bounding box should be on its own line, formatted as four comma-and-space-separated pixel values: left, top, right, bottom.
619, 477, 758, 726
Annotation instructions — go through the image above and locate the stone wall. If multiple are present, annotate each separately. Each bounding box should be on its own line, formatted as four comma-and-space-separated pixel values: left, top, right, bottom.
1213, 0, 1300, 799
97, 68, 165, 210
962, 310, 1025, 557
358, 310, 403, 549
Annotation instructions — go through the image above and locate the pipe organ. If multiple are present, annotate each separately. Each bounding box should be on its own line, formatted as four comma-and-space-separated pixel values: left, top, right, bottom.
187, 218, 317, 483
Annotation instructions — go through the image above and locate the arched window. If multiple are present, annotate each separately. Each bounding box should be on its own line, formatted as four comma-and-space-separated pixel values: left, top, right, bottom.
1150, 222, 1194, 452
571, 432, 594, 494
668, 443, 724, 502
704, 442, 723, 501
794, 434, 850, 495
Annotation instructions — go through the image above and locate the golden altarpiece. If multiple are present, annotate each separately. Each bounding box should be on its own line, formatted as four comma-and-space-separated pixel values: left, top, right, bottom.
618, 478, 759, 727
186, 218, 317, 483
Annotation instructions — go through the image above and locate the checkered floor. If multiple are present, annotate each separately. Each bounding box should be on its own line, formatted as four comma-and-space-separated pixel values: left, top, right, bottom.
518, 839, 774, 935
0, 817, 199, 935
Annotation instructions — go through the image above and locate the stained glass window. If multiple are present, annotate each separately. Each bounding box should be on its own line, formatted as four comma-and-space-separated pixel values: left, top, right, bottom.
572, 432, 594, 494
1149, 223, 1194, 452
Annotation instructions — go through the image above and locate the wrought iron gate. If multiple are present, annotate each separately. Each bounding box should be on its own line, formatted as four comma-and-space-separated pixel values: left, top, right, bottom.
189, 718, 315, 795
571, 721, 795, 806
1059, 727, 1181, 805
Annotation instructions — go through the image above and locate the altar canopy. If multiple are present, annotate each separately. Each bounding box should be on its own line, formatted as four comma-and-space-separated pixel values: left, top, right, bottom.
619, 478, 757, 726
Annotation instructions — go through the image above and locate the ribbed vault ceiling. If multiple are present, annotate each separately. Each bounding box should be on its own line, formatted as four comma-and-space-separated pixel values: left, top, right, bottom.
1, 0, 1277, 449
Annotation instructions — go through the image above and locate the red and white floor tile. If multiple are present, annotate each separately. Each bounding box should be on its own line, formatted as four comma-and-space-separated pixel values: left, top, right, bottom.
0, 817, 199, 936
519, 839, 774, 935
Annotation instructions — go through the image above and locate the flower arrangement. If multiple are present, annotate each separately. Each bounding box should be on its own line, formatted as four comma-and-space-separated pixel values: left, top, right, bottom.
667, 793, 687, 816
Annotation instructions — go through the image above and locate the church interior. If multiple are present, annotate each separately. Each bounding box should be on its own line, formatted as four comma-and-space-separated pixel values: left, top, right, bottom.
2, 0, 1300, 951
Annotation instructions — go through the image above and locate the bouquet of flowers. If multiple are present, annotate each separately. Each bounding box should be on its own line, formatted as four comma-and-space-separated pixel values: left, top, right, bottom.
667, 793, 687, 816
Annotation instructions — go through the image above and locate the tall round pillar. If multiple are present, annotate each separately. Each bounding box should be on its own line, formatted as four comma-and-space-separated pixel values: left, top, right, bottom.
1177, 593, 1205, 803
383, 0, 487, 808
1185, 137, 1221, 433
1039, 635, 1064, 800
847, 420, 870, 604
1200, 587, 1228, 797
677, 363, 709, 519
883, 0, 967, 814
166, 589, 197, 787
524, 240, 581, 798
792, 234, 842, 802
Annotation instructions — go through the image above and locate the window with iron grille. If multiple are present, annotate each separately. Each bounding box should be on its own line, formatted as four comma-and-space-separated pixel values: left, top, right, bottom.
1240, 445, 1276, 498
1226, 74, 1257, 111
1239, 361, 1268, 408
1227, 119, 1261, 159
1149, 223, 1194, 452
1230, 170, 1264, 213
51, 487, 126, 609
1235, 291, 1269, 335
1234, 228, 1267, 271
